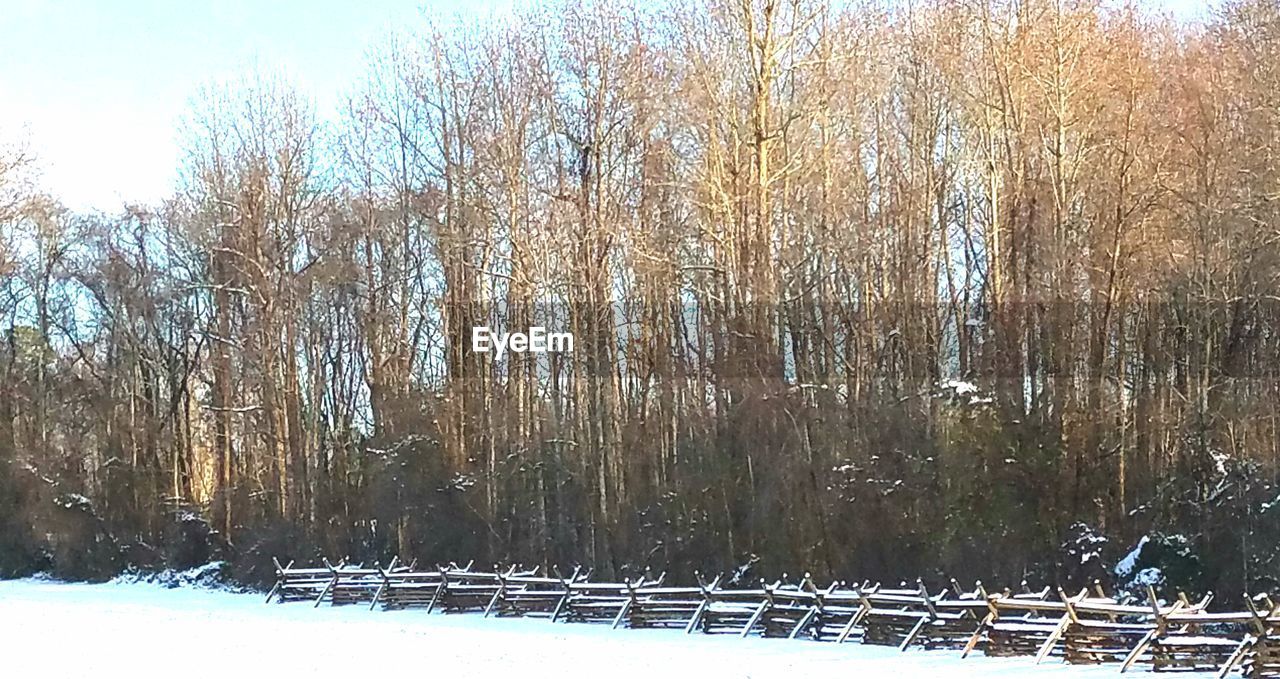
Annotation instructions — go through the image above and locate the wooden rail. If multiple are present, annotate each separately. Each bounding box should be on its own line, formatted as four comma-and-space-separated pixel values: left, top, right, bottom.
486, 568, 582, 618
268, 557, 1280, 677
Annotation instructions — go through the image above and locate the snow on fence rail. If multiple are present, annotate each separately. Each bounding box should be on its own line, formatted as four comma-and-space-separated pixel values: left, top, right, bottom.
268, 558, 1280, 678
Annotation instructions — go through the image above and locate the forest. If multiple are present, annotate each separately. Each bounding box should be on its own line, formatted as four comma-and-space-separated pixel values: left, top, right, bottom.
1, 0, 1279, 601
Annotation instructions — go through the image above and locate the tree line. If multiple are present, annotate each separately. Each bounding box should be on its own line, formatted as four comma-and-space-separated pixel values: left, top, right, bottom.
1, 0, 1279, 598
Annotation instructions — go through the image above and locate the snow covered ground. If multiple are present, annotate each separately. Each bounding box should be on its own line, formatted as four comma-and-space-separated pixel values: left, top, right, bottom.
0, 578, 1212, 678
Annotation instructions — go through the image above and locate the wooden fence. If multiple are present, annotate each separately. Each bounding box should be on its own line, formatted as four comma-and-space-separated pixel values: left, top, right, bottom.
267, 558, 1280, 677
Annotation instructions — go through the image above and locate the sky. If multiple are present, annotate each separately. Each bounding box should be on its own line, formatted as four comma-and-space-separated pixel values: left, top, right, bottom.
0, 0, 1216, 212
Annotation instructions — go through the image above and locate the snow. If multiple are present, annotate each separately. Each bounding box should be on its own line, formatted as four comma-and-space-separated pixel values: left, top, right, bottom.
943, 380, 978, 396
52, 492, 92, 510
1066, 523, 1108, 566
990, 622, 1063, 632
1116, 536, 1149, 578
0, 579, 1220, 678
110, 562, 231, 589
1209, 451, 1230, 478
1156, 636, 1240, 647
939, 380, 992, 405
728, 555, 759, 585
1131, 567, 1164, 587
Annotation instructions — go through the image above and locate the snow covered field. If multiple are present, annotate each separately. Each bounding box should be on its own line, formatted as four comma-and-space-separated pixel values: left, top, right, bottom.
0, 579, 1212, 678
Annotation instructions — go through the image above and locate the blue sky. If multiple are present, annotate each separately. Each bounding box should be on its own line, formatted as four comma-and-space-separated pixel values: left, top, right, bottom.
0, 0, 1215, 212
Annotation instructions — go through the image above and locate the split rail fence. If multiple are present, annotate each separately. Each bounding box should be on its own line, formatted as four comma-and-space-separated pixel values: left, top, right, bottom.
267, 557, 1280, 677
